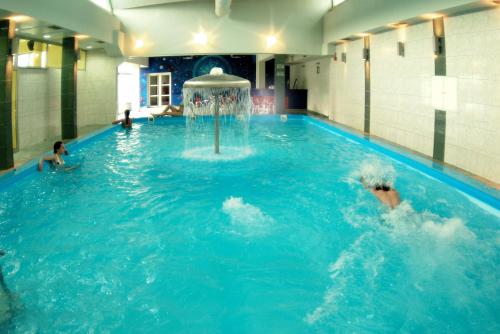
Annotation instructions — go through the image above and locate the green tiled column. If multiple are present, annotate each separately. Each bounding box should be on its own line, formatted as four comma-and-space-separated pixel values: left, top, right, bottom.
432, 18, 446, 161
274, 55, 286, 114
0, 20, 14, 170
61, 37, 78, 139
433, 110, 446, 161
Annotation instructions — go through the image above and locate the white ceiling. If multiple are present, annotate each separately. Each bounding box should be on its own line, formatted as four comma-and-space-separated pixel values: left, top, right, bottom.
110, 0, 209, 10
116, 0, 331, 56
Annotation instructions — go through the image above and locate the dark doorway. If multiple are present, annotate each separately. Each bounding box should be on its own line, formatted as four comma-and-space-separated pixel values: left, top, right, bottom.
285, 65, 290, 89
265, 58, 275, 89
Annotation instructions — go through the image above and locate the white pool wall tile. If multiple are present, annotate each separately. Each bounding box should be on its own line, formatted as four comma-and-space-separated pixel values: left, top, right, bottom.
445, 8, 500, 184
16, 49, 119, 150
16, 68, 61, 149
77, 49, 119, 128
370, 22, 435, 157
331, 38, 365, 131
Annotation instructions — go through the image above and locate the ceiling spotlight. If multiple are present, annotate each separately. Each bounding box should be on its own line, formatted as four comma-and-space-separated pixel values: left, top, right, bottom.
266, 35, 277, 48
135, 39, 144, 48
194, 32, 208, 45
43, 34, 51, 39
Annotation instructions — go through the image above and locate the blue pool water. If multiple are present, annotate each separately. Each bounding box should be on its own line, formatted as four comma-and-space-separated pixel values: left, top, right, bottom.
0, 116, 499, 333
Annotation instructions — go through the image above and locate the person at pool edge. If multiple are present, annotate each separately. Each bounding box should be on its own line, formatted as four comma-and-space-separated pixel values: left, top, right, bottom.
37, 141, 68, 171
151, 103, 184, 118
112, 108, 132, 128
360, 177, 401, 209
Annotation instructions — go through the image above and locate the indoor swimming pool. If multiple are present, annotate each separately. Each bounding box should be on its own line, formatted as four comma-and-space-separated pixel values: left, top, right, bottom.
0, 116, 498, 333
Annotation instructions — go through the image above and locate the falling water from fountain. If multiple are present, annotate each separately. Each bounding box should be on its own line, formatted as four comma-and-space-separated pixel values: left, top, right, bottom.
182, 68, 252, 160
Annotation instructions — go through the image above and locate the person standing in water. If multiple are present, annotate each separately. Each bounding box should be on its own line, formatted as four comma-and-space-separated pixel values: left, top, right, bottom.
112, 109, 132, 128
37, 141, 68, 171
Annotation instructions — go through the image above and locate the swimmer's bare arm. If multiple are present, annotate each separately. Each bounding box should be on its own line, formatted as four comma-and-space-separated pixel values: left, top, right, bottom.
388, 190, 401, 209
37, 155, 55, 171
112, 119, 124, 124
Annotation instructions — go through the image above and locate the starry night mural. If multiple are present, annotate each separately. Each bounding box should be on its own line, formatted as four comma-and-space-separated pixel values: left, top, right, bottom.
140, 55, 256, 107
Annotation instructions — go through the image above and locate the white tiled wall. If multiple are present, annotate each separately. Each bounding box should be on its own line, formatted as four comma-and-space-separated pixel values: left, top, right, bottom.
445, 8, 500, 184
48, 69, 62, 136
327, 8, 500, 184
77, 49, 119, 128
16, 50, 119, 150
290, 57, 332, 116
370, 22, 435, 156
331, 39, 365, 131
16, 68, 61, 149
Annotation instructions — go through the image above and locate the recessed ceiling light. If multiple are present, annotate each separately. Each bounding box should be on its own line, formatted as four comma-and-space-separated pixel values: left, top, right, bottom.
43, 34, 51, 39
87, 46, 93, 49
135, 39, 144, 48
194, 32, 208, 45
266, 35, 277, 48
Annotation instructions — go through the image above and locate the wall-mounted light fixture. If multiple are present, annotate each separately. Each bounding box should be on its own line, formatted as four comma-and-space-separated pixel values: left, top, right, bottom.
421, 13, 443, 20
362, 48, 370, 61
316, 62, 320, 74
388, 22, 408, 29
433, 36, 444, 55
397, 41, 405, 57
341, 52, 347, 63
8, 15, 31, 22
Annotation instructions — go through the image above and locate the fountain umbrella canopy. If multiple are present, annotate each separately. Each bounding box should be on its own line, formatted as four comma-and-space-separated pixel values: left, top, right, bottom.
182, 68, 252, 154
183, 68, 251, 89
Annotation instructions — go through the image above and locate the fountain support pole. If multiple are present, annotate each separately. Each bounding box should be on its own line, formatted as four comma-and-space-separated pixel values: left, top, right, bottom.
214, 99, 220, 154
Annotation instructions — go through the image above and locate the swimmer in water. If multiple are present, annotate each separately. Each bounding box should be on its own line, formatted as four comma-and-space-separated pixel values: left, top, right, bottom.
37, 141, 68, 171
0, 249, 14, 325
360, 177, 401, 209
112, 109, 132, 128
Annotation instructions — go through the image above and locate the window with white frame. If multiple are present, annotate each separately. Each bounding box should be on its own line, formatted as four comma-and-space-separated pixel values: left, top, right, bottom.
148, 72, 171, 107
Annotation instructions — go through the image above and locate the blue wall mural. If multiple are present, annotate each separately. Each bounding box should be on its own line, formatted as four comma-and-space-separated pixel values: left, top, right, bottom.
140, 55, 256, 107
